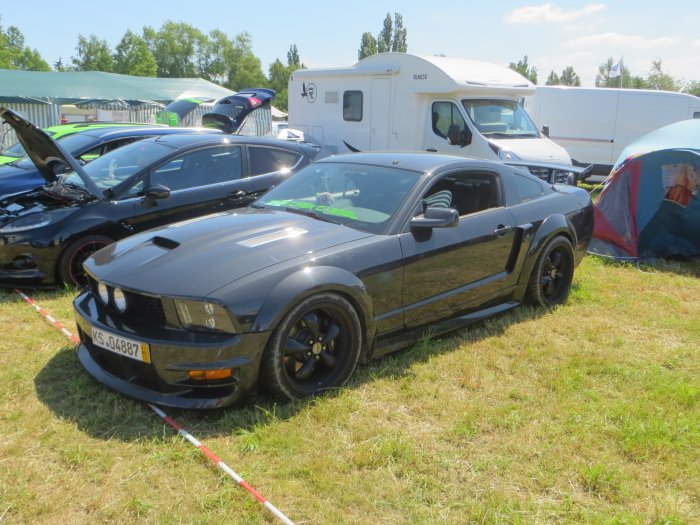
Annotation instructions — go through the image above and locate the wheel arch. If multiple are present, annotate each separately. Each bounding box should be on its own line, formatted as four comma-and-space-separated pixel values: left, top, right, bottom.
250, 265, 375, 356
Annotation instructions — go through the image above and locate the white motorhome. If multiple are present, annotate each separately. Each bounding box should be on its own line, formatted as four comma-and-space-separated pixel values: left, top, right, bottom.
288, 53, 573, 178
525, 85, 700, 176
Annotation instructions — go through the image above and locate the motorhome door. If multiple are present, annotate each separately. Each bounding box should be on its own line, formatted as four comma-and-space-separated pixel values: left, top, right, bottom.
370, 78, 391, 150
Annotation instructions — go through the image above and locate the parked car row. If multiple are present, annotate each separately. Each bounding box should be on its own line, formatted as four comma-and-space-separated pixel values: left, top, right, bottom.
1, 104, 594, 409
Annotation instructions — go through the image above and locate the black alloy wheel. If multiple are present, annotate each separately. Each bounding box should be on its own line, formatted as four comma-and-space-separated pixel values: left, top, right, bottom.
260, 293, 362, 400
527, 235, 575, 307
58, 235, 112, 288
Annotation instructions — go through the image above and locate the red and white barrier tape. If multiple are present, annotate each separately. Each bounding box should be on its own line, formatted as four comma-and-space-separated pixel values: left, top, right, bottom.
149, 404, 295, 525
14, 288, 80, 344
14, 289, 295, 525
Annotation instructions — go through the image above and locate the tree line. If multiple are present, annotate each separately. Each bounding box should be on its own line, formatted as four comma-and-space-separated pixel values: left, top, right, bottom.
3, 14, 699, 112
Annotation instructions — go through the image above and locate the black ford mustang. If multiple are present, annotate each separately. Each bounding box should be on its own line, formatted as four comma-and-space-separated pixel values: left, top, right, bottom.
0, 108, 318, 287
74, 152, 594, 409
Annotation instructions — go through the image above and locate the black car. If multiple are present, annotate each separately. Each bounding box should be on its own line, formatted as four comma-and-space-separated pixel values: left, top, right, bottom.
74, 152, 594, 409
0, 110, 318, 287
0, 113, 191, 197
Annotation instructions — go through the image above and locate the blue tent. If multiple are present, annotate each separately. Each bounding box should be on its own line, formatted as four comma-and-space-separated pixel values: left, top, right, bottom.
589, 119, 700, 260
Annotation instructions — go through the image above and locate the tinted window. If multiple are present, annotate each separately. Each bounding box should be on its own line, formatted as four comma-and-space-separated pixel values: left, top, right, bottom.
150, 146, 242, 191
694, 112, 700, 119
343, 91, 363, 122
513, 173, 544, 202
462, 99, 539, 137
248, 146, 302, 176
423, 171, 501, 216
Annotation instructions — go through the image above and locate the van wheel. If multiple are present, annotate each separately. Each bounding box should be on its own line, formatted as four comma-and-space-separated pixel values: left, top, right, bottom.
58, 235, 112, 288
527, 236, 574, 307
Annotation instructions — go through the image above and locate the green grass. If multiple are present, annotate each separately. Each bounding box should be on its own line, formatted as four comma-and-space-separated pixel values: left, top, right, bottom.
0, 256, 698, 524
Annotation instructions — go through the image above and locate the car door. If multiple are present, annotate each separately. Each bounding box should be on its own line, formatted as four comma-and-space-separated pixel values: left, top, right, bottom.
398, 169, 519, 329
245, 145, 305, 199
423, 100, 473, 156
119, 144, 253, 233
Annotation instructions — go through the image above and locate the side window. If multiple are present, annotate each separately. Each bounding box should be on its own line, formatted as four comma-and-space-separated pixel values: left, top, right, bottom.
694, 112, 700, 119
150, 146, 242, 191
248, 146, 302, 176
423, 171, 501, 216
431, 101, 467, 142
343, 91, 363, 121
77, 138, 141, 163
513, 173, 544, 202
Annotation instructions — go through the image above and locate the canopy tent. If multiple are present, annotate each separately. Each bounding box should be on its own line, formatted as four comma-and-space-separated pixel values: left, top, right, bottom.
589, 119, 700, 261
0, 69, 234, 148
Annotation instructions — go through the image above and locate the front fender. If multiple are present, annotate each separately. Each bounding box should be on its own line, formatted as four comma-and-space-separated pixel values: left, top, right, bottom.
250, 265, 375, 339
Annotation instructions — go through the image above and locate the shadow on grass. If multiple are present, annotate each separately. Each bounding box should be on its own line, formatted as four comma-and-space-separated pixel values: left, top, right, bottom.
34, 303, 548, 443
590, 253, 700, 278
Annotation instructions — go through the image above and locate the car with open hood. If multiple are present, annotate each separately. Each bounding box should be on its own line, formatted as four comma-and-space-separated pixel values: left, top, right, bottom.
74, 151, 594, 409
0, 108, 319, 287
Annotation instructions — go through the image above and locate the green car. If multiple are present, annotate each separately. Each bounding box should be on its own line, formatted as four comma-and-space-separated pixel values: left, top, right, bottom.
0, 121, 161, 164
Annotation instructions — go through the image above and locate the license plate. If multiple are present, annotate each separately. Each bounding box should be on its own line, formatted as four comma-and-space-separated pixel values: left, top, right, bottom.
91, 327, 151, 364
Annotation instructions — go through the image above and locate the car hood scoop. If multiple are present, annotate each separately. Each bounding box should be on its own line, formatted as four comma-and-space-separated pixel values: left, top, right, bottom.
86, 208, 372, 297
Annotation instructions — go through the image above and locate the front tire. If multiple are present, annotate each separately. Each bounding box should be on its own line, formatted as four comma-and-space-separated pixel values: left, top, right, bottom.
527, 236, 574, 307
58, 235, 112, 288
260, 293, 362, 400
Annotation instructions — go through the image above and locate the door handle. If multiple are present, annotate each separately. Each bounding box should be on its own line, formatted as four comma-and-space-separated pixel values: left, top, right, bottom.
494, 224, 513, 236
426, 148, 437, 152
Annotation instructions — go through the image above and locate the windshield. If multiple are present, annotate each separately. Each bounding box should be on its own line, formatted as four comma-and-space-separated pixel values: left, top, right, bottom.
462, 99, 539, 138
62, 140, 173, 192
256, 161, 421, 234
14, 132, 97, 169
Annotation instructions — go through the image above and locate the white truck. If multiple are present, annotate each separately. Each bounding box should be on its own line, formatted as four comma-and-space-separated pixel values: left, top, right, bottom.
525, 85, 700, 177
288, 53, 581, 184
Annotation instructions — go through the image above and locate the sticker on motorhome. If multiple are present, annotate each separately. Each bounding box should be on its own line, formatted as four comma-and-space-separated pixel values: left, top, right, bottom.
301, 82, 317, 103
413, 74, 428, 80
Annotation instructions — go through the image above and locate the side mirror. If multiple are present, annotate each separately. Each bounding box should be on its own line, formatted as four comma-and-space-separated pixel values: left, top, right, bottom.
542, 125, 550, 138
142, 184, 170, 207
410, 206, 459, 230
462, 127, 472, 146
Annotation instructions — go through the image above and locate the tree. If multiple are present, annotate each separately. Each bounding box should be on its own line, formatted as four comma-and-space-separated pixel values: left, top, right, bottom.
358, 32, 377, 60
0, 20, 50, 71
560, 66, 581, 86
53, 58, 67, 72
546, 71, 560, 85
377, 13, 392, 53
143, 21, 206, 78
391, 13, 407, 53
223, 32, 267, 91
268, 44, 305, 111
509, 55, 537, 84
72, 34, 113, 72
113, 30, 156, 77
684, 80, 700, 97
646, 58, 679, 91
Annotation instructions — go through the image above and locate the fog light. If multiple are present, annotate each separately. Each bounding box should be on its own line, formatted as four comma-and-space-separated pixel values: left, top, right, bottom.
113, 287, 127, 312
97, 282, 109, 304
187, 368, 233, 381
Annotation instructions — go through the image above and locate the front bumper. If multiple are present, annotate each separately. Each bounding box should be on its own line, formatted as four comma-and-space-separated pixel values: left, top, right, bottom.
73, 291, 270, 409
0, 235, 61, 287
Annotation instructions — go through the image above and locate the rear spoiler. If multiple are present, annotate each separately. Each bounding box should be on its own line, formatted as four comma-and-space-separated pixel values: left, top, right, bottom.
504, 160, 593, 185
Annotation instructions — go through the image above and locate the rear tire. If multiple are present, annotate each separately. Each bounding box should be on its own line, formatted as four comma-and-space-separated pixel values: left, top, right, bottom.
58, 235, 112, 288
527, 236, 574, 307
260, 293, 362, 400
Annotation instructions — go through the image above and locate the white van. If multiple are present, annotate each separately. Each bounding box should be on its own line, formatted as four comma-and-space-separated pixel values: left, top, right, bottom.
525, 85, 700, 176
288, 53, 577, 182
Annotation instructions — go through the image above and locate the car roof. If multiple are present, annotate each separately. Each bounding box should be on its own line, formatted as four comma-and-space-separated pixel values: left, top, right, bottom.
151, 133, 309, 150
315, 151, 503, 173
75, 126, 207, 141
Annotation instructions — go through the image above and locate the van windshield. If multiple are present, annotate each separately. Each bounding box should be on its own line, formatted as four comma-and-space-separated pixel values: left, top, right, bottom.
462, 99, 539, 138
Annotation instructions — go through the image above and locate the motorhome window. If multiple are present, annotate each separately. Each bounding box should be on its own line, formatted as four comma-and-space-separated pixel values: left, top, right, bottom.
343, 91, 363, 121
462, 99, 539, 137
431, 101, 467, 140
694, 112, 700, 119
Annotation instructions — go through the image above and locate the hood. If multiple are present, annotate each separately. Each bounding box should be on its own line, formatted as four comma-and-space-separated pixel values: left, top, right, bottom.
85, 208, 372, 297
0, 107, 100, 196
490, 136, 571, 164
0, 187, 76, 225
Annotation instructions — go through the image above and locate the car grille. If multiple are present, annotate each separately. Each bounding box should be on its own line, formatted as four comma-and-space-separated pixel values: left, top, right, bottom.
88, 276, 167, 327
529, 167, 572, 184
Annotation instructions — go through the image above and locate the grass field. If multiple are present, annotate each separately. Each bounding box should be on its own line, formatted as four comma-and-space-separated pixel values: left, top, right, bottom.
0, 256, 698, 524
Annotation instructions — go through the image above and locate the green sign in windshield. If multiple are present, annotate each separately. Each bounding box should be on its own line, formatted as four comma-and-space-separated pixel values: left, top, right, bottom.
266, 199, 358, 219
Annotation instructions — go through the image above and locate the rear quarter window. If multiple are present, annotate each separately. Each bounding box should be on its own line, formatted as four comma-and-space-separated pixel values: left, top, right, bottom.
513, 172, 545, 202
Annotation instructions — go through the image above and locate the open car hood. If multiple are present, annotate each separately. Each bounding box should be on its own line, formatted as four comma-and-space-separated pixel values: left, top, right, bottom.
0, 107, 100, 197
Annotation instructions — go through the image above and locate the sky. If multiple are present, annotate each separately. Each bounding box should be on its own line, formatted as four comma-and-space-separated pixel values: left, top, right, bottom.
2, 1, 699, 87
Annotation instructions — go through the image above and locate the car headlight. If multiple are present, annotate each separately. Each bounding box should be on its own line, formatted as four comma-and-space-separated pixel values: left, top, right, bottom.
97, 282, 109, 304
175, 299, 237, 334
0, 212, 53, 233
498, 148, 520, 161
